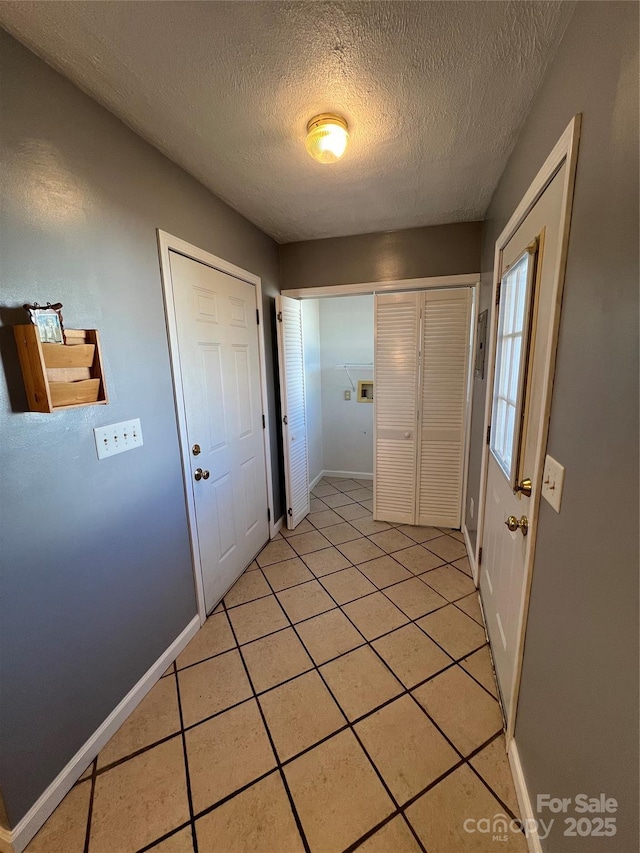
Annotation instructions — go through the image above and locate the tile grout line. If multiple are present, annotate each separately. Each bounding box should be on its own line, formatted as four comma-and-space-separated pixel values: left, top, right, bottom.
92, 500, 496, 788
228, 560, 496, 699
82, 757, 97, 853
250, 543, 506, 852
134, 820, 193, 853
220, 597, 313, 853
92, 625, 497, 789
88, 485, 502, 853
251, 557, 418, 850
173, 665, 199, 853
279, 494, 519, 843
347, 727, 522, 852
313, 491, 521, 833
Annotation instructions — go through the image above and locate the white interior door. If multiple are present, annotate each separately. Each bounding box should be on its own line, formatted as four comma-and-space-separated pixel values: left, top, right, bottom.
480, 164, 566, 715
276, 295, 310, 528
417, 288, 473, 528
373, 292, 421, 524
170, 251, 269, 612
374, 289, 473, 526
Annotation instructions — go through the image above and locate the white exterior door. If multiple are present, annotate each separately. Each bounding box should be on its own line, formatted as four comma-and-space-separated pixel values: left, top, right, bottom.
480, 164, 566, 715
170, 251, 269, 612
276, 295, 310, 529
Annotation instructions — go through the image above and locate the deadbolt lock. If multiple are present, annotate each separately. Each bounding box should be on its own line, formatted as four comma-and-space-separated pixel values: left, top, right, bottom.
192, 444, 201, 456
505, 515, 529, 536
515, 477, 532, 497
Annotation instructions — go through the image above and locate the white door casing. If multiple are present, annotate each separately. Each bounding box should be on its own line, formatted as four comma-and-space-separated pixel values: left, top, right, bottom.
276, 295, 310, 528
160, 240, 271, 618
480, 161, 568, 725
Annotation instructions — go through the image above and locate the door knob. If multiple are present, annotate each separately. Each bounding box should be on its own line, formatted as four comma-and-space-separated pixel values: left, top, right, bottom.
515, 477, 532, 497
505, 515, 529, 536
194, 468, 203, 481
202, 470, 210, 480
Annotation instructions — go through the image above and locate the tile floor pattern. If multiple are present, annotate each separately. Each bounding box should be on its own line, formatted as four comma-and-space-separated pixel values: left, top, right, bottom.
27, 477, 527, 852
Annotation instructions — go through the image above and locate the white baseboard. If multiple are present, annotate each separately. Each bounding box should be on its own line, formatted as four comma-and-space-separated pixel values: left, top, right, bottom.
462, 523, 478, 584
271, 515, 284, 537
322, 470, 373, 481
309, 471, 324, 491
3, 616, 200, 853
508, 738, 543, 853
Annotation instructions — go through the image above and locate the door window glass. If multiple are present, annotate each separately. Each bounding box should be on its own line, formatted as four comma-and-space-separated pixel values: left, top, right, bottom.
490, 248, 536, 484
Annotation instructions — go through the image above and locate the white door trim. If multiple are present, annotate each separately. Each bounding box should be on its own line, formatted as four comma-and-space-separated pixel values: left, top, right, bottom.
156, 230, 275, 624
476, 115, 581, 739
460, 284, 479, 556
282, 272, 480, 299
284, 276, 479, 534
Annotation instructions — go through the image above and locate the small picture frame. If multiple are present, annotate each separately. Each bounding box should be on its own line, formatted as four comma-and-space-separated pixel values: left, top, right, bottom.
23, 302, 65, 344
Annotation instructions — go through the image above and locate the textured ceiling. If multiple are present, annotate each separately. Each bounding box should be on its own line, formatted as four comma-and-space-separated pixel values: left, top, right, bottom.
0, 1, 574, 242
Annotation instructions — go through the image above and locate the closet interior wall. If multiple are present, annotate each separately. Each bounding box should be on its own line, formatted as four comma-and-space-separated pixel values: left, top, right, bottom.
302, 296, 375, 485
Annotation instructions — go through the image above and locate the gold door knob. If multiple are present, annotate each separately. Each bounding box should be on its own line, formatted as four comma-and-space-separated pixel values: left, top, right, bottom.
505, 515, 529, 536
194, 468, 203, 481
515, 477, 532, 497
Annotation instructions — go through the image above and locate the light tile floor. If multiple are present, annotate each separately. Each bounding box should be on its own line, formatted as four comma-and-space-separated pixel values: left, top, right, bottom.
26, 477, 527, 852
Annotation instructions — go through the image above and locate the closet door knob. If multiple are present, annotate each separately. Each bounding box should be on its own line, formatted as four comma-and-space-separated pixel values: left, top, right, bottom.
404, 431, 411, 439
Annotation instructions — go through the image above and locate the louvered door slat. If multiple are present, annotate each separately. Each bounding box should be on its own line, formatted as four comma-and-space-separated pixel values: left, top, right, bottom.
374, 293, 421, 524
276, 295, 310, 529
417, 288, 472, 528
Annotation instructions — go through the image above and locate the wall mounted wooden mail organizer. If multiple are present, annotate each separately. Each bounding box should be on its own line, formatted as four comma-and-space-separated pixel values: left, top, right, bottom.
14, 324, 108, 412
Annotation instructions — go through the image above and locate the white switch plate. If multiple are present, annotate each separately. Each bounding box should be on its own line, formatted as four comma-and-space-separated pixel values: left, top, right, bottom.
541, 454, 565, 512
94, 418, 143, 460
344, 390, 351, 401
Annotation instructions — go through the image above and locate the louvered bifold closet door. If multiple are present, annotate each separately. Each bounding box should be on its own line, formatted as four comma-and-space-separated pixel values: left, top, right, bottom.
374, 292, 421, 524
276, 296, 310, 529
417, 288, 472, 528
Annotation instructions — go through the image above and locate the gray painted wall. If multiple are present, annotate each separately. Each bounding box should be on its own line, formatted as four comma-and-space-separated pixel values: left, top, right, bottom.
279, 221, 482, 289
467, 4, 639, 850
0, 30, 282, 825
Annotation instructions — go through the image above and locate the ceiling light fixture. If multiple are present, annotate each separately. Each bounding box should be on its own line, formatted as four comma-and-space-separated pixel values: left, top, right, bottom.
305, 114, 349, 164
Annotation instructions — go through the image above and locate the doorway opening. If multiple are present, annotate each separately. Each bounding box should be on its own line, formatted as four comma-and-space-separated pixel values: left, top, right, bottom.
276, 278, 479, 536
302, 295, 375, 488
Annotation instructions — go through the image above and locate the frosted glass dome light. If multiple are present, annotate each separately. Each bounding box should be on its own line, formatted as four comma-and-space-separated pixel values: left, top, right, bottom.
305, 114, 349, 164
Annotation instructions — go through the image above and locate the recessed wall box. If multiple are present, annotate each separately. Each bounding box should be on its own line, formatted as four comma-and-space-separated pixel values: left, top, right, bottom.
357, 380, 374, 403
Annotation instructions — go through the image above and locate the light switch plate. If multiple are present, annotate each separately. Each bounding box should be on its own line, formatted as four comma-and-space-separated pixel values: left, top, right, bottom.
94, 418, 143, 460
344, 390, 351, 401
541, 454, 565, 512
